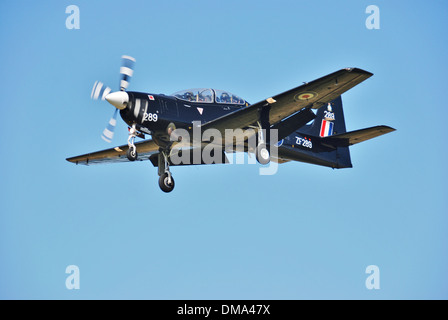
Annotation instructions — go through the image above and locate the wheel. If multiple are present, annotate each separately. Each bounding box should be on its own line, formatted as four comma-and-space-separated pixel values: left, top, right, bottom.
158, 172, 175, 193
126, 145, 138, 161
256, 143, 270, 165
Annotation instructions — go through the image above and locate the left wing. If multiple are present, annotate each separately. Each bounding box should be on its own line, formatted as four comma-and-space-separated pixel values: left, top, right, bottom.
66, 139, 159, 165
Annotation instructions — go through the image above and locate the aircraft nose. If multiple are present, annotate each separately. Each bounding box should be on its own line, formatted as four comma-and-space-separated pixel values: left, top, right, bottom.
105, 91, 129, 110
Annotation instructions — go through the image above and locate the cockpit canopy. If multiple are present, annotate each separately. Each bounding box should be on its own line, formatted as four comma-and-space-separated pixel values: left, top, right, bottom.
172, 88, 247, 105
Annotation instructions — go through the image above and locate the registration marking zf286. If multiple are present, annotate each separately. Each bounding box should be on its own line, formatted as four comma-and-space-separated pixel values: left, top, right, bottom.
295, 136, 312, 149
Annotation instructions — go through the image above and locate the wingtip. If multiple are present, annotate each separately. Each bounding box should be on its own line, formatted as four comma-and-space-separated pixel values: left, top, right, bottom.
377, 125, 397, 133
346, 67, 374, 77
386, 126, 397, 132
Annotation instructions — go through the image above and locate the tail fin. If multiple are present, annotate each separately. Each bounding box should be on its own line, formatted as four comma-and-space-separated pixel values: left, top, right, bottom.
295, 95, 352, 168
295, 95, 395, 168
277, 95, 395, 169
301, 95, 346, 137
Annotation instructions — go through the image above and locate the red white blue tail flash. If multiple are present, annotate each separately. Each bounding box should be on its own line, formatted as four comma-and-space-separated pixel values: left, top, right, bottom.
320, 119, 334, 137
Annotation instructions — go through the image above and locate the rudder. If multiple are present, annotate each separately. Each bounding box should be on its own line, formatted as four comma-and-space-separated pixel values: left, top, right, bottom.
297, 95, 352, 168
301, 95, 347, 137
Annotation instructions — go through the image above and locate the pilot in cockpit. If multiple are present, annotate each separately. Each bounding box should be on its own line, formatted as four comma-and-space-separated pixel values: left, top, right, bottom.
184, 91, 194, 101
220, 92, 230, 103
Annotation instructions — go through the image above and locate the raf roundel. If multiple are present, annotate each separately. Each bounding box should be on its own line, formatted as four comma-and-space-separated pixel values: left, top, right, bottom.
295, 92, 317, 101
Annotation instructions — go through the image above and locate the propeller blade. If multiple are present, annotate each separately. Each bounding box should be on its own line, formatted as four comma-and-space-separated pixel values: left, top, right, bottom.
101, 109, 119, 143
91, 81, 112, 100
119, 55, 136, 91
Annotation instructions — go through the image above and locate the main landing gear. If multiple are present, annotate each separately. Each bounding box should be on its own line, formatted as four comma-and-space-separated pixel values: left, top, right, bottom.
157, 150, 175, 193
127, 124, 138, 161
255, 123, 271, 165
256, 143, 270, 165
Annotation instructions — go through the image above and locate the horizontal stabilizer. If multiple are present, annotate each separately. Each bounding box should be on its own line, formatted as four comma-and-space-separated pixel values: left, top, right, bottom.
321, 125, 396, 147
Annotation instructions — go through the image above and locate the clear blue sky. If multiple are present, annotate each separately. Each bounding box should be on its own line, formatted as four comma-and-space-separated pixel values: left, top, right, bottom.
0, 0, 447, 299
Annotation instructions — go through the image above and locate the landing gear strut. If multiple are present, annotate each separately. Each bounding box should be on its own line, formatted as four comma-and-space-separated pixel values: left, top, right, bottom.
157, 150, 175, 193
127, 124, 138, 161
255, 122, 271, 165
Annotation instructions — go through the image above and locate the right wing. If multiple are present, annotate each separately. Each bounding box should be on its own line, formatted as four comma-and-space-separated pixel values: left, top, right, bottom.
201, 68, 373, 134
66, 139, 159, 165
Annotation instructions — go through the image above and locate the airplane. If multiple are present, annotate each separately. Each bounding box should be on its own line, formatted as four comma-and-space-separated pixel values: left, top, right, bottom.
66, 55, 395, 193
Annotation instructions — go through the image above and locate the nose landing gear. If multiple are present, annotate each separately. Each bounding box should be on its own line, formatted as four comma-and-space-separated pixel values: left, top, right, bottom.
127, 124, 138, 161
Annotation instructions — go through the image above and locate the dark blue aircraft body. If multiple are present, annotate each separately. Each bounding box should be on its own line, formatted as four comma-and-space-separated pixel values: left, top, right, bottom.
67, 56, 395, 192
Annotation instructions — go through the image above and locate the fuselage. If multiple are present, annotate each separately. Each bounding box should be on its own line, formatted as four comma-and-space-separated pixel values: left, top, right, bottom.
119, 89, 352, 169
120, 89, 249, 147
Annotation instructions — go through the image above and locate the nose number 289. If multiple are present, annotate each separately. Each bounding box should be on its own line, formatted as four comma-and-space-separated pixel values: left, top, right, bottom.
143, 113, 158, 122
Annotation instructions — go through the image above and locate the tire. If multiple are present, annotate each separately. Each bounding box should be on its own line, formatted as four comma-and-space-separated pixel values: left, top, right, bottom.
158, 172, 175, 193
126, 145, 138, 161
256, 143, 270, 165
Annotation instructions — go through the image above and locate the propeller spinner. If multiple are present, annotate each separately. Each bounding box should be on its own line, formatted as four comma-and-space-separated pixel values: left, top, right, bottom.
91, 55, 136, 143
